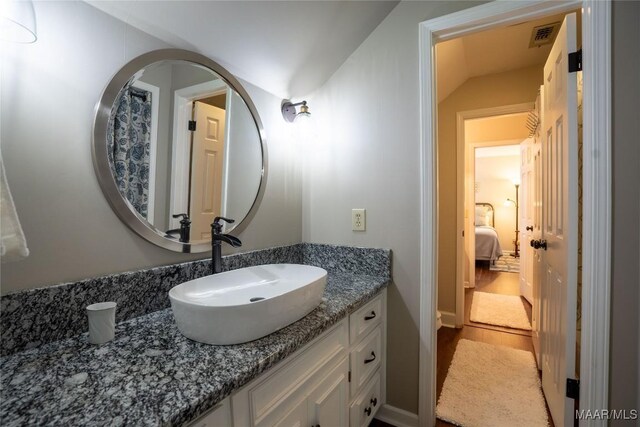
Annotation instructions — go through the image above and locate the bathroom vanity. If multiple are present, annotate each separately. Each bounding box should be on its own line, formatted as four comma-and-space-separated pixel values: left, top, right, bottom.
0, 248, 389, 426
194, 291, 386, 427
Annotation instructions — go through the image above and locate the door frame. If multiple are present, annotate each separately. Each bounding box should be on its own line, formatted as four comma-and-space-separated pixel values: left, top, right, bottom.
131, 80, 160, 223
455, 105, 532, 327
419, 1, 611, 425
169, 80, 230, 229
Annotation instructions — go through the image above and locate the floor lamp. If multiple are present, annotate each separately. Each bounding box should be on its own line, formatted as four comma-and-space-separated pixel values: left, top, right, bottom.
505, 182, 520, 257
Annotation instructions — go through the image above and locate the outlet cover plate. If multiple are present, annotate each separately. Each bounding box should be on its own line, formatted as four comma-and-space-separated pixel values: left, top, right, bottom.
352, 209, 366, 231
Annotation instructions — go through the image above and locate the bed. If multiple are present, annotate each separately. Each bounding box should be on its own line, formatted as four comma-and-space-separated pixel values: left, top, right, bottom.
475, 203, 503, 262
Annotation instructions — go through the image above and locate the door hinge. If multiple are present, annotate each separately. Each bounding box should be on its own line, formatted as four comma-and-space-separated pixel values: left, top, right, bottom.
569, 49, 582, 73
566, 378, 580, 400
188, 120, 197, 131
348, 371, 351, 383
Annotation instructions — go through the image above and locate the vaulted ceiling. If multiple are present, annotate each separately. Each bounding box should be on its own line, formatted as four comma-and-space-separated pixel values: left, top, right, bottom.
436, 12, 576, 103
87, 0, 399, 99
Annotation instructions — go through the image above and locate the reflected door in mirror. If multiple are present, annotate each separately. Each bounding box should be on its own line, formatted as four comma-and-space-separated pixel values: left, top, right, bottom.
190, 101, 226, 241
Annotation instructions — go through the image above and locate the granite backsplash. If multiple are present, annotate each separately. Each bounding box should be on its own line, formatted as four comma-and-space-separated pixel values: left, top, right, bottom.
1, 243, 390, 356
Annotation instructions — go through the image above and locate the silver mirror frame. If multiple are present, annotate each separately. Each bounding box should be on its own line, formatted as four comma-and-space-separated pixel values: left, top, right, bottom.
92, 49, 268, 253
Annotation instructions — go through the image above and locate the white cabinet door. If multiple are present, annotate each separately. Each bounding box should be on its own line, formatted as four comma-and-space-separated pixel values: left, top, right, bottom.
308, 358, 349, 427
273, 399, 308, 427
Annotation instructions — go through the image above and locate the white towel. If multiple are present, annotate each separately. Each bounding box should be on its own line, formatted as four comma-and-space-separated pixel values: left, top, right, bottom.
0, 152, 29, 262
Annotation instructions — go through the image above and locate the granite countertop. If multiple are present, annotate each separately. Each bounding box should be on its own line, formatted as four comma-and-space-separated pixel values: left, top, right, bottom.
0, 272, 388, 426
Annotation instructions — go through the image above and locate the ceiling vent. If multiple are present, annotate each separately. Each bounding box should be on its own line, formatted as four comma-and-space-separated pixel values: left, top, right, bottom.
529, 22, 561, 48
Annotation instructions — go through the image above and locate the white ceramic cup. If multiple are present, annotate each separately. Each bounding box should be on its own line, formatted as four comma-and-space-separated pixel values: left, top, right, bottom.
86, 302, 117, 344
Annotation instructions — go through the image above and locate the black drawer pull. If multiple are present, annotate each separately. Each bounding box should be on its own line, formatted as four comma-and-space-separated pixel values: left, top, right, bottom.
364, 351, 376, 364
370, 397, 378, 407
364, 406, 372, 416
364, 311, 376, 321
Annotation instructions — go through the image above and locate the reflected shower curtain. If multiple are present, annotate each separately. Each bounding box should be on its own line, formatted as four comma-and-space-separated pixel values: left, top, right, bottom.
107, 86, 152, 219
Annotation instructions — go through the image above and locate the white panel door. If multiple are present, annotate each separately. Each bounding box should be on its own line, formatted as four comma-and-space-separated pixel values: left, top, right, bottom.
190, 101, 226, 240
539, 13, 578, 427
520, 137, 534, 304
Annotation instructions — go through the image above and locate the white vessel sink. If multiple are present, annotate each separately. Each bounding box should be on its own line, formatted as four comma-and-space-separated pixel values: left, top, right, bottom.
169, 264, 328, 345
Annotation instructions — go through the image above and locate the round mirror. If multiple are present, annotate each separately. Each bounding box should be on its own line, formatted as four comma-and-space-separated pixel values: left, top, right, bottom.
93, 49, 267, 253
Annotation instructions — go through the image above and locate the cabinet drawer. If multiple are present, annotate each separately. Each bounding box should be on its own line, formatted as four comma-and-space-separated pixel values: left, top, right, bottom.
350, 326, 381, 397
250, 320, 348, 425
349, 370, 381, 427
187, 397, 232, 427
349, 295, 382, 345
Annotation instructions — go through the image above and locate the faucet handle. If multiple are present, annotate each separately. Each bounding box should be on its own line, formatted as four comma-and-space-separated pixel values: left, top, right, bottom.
213, 216, 235, 225
212, 217, 235, 233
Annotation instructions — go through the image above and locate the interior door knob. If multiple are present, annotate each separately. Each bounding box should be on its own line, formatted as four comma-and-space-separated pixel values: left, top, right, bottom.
530, 239, 548, 250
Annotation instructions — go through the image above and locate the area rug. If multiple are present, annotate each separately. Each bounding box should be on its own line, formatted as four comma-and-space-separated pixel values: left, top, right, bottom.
436, 339, 548, 427
490, 255, 520, 273
470, 292, 532, 330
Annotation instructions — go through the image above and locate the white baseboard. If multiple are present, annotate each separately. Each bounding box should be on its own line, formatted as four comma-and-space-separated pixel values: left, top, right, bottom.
439, 310, 456, 328
375, 404, 419, 427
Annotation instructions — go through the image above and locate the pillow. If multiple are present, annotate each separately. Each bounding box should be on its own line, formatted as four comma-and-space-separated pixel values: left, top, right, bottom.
475, 206, 491, 226
475, 213, 489, 226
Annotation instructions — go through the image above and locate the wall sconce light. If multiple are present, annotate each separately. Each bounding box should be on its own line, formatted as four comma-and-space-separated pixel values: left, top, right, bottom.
0, 0, 37, 43
281, 100, 310, 123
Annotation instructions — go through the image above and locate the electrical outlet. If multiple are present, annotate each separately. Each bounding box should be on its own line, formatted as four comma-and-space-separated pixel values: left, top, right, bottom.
352, 209, 366, 231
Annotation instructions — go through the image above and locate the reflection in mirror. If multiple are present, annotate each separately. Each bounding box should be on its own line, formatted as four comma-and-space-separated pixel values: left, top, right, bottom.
103, 58, 263, 248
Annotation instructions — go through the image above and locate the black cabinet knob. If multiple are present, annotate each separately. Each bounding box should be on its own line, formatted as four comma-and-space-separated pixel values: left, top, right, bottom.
526, 226, 533, 231
364, 351, 376, 364
370, 397, 378, 407
364, 406, 372, 416
364, 311, 376, 321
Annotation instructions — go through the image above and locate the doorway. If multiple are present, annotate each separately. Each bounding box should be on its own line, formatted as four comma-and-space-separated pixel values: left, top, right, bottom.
456, 107, 533, 329
418, 2, 611, 426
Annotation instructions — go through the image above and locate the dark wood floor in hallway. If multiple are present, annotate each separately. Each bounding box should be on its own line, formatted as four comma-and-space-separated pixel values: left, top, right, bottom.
435, 262, 553, 427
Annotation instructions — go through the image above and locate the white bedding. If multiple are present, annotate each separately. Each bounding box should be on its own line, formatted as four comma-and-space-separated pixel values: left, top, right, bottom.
475, 226, 503, 261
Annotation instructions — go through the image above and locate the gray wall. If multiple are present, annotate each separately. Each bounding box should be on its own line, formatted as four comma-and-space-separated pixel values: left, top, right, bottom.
0, 1, 302, 294
610, 0, 640, 420
303, 0, 484, 414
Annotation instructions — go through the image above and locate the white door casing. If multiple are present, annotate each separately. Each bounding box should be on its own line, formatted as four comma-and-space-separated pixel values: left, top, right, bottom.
169, 80, 229, 229
539, 13, 579, 427
131, 80, 160, 223
190, 101, 226, 240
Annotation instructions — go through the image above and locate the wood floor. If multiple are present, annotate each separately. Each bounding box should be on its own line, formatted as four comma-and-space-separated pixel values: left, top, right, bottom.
435, 262, 554, 427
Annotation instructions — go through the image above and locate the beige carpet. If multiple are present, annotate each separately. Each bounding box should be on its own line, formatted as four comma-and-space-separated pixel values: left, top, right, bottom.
436, 339, 548, 427
470, 292, 532, 330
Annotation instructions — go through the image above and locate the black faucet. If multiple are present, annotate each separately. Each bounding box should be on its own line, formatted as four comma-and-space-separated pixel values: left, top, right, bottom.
166, 213, 191, 243
211, 217, 242, 274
